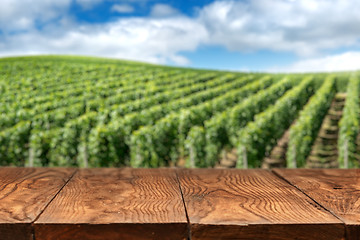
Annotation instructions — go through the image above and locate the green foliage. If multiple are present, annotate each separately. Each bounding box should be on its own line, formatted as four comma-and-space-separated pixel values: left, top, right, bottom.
89, 74, 254, 166
202, 77, 297, 167
48, 112, 98, 167
0, 56, 357, 168
338, 75, 359, 168
236, 76, 315, 168
0, 121, 31, 166
287, 76, 336, 168
185, 126, 206, 167
27, 128, 61, 167
335, 73, 350, 92
129, 76, 273, 167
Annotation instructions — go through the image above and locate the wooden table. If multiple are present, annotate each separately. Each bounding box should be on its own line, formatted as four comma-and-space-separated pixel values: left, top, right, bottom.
0, 168, 359, 240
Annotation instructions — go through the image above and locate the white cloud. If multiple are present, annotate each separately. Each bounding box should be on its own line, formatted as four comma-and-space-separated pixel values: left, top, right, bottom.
199, 0, 360, 56
111, 4, 135, 13
150, 4, 179, 17
268, 51, 360, 73
0, 17, 207, 65
0, 1, 200, 65
1, 0, 360, 70
0, 0, 71, 32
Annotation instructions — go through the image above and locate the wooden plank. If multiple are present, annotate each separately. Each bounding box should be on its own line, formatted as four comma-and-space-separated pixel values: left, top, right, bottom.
0, 167, 76, 240
178, 169, 344, 240
274, 169, 360, 240
34, 168, 188, 240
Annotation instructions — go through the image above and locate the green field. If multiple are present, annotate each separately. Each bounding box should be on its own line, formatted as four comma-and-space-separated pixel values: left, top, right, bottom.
0, 56, 358, 168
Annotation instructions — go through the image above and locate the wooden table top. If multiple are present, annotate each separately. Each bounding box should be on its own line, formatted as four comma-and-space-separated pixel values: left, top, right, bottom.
0, 168, 359, 240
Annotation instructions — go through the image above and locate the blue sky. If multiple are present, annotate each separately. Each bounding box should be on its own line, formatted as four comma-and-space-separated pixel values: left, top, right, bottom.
1, 0, 360, 72
71, 0, 214, 21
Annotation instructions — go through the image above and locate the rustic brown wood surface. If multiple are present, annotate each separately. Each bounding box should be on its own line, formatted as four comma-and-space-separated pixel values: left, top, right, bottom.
0, 167, 76, 240
2, 168, 360, 239
274, 169, 360, 240
177, 168, 345, 240
34, 168, 188, 240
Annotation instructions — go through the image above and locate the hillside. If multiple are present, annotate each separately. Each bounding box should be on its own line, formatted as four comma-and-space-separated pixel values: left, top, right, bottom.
0, 56, 358, 168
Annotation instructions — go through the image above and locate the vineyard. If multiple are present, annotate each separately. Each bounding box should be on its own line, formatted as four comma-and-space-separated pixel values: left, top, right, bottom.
0, 56, 359, 168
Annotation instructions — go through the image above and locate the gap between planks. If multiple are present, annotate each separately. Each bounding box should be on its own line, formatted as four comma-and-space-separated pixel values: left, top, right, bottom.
30, 169, 79, 240
271, 169, 347, 226
175, 169, 192, 240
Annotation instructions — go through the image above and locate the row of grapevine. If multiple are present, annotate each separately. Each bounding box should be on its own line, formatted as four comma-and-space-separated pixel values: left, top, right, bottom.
2, 70, 164, 108
27, 112, 99, 167
338, 75, 359, 168
28, 71, 213, 124
1, 60, 181, 166
108, 73, 234, 119
0, 72, 225, 158
129, 76, 274, 167
0, 121, 31, 166
1, 62, 159, 95
87, 76, 266, 167
22, 74, 253, 167
1, 56, 356, 168
2, 66, 138, 101
286, 76, 336, 168
1, 70, 197, 127
236, 76, 316, 168
185, 76, 298, 168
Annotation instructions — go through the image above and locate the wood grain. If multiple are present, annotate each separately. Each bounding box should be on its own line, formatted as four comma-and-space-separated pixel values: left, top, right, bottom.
274, 169, 360, 240
34, 168, 188, 240
0, 167, 76, 240
177, 168, 344, 240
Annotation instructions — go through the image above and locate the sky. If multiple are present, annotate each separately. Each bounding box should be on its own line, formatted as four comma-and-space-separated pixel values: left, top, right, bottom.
1, 0, 360, 72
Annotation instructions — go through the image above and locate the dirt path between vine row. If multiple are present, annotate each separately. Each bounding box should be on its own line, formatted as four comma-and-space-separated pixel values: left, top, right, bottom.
306, 93, 346, 168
